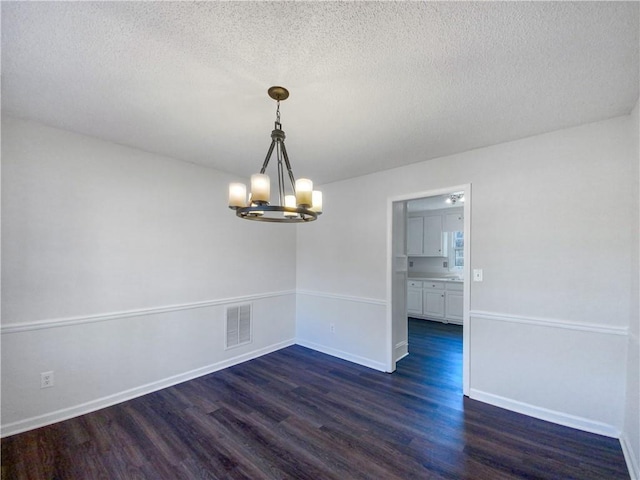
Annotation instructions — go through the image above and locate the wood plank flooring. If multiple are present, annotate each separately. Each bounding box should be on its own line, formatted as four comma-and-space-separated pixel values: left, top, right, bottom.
2, 318, 630, 479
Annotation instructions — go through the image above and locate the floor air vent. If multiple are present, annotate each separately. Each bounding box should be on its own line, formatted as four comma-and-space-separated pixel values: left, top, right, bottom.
226, 304, 252, 349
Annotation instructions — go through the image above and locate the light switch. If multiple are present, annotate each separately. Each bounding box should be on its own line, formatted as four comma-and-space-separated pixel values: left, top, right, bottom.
473, 269, 483, 282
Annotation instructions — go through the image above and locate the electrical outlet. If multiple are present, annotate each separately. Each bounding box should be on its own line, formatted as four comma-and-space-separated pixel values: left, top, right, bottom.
330, 323, 335, 334
41, 371, 54, 389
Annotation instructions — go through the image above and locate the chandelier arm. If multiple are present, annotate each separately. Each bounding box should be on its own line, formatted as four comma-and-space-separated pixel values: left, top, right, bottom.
259, 139, 277, 175
276, 140, 286, 206
280, 142, 297, 191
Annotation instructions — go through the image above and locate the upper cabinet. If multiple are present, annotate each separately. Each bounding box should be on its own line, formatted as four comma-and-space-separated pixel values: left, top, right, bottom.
444, 212, 464, 232
407, 208, 462, 257
407, 217, 424, 255
407, 213, 446, 257
423, 215, 445, 256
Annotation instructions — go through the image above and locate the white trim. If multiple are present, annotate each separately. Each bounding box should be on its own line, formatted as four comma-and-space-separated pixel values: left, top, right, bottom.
1, 338, 295, 438
1, 290, 296, 334
395, 352, 409, 362
409, 314, 463, 326
386, 198, 395, 372
462, 184, 471, 396
469, 388, 620, 438
296, 339, 387, 372
621, 330, 640, 480
469, 310, 628, 336
296, 290, 386, 306
387, 184, 471, 204
395, 340, 409, 362
620, 433, 640, 480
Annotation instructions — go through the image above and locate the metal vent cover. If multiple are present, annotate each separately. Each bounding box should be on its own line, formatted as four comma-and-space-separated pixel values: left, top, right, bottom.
226, 304, 252, 349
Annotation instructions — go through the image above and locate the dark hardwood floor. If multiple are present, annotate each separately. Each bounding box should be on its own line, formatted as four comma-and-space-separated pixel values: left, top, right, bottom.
2, 318, 629, 479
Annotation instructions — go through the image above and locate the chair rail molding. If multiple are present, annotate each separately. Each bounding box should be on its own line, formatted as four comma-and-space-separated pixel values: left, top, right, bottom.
1, 290, 296, 334
296, 290, 386, 306
469, 310, 628, 336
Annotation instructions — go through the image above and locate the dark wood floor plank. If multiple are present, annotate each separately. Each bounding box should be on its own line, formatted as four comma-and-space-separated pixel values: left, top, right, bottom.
1, 318, 630, 479
209, 405, 338, 480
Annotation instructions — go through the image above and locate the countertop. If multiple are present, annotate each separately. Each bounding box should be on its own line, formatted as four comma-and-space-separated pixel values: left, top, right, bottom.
408, 275, 464, 283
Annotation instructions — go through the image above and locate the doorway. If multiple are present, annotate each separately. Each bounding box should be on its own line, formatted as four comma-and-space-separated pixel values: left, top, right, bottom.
387, 184, 470, 395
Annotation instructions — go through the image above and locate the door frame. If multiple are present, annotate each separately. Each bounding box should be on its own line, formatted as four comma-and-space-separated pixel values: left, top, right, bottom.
386, 183, 471, 396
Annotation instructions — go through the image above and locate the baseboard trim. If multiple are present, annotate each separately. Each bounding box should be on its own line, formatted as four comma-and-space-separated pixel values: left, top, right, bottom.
296, 339, 387, 372
621, 433, 640, 480
1, 339, 295, 438
1, 290, 296, 334
395, 352, 409, 362
395, 340, 409, 362
469, 310, 627, 336
469, 388, 620, 438
409, 315, 462, 326
296, 290, 387, 306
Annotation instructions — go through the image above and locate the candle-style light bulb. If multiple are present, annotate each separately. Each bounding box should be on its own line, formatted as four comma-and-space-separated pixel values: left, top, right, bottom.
295, 178, 313, 207
284, 195, 297, 217
228, 183, 247, 208
311, 190, 323, 213
251, 174, 270, 204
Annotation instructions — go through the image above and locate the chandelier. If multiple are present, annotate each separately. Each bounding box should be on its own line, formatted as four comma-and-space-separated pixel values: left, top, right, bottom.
228, 86, 322, 223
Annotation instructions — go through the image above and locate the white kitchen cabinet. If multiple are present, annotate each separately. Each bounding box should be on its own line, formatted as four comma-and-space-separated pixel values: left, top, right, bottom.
407, 217, 424, 255
445, 291, 463, 322
407, 213, 446, 257
407, 279, 463, 324
407, 280, 423, 316
444, 212, 464, 232
423, 281, 445, 319
423, 215, 445, 256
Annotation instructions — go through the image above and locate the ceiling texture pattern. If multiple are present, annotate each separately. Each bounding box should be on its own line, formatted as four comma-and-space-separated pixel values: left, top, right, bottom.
2, 2, 638, 185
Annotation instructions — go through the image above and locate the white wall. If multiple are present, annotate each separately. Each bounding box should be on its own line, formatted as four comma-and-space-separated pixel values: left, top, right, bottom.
296, 114, 636, 437
1, 116, 297, 435
622, 98, 640, 478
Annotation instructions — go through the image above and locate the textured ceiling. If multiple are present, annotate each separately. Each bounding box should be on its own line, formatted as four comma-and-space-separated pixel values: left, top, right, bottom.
2, 2, 638, 185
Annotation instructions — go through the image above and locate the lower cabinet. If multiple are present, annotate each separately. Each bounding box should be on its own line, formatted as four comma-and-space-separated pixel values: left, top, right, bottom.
407, 281, 423, 316
407, 280, 463, 324
423, 282, 445, 319
445, 291, 463, 322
